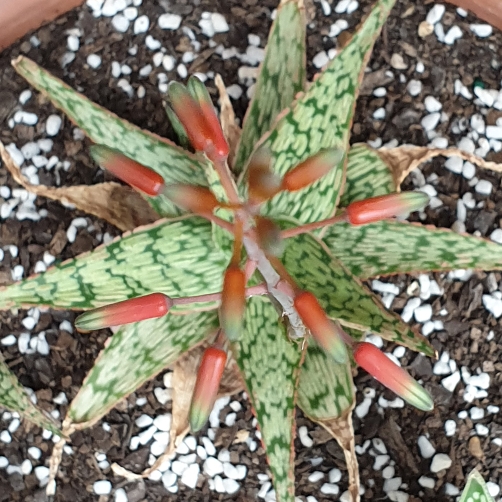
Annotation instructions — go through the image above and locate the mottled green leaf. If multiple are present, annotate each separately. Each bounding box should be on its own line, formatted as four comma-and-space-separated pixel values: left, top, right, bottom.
282, 232, 433, 356
244, 0, 395, 225
234, 0, 306, 173
69, 310, 218, 425
12, 56, 209, 217
0, 218, 226, 312
0, 355, 61, 435
325, 220, 502, 279
231, 297, 302, 502
340, 143, 396, 206
459, 470, 495, 502
298, 344, 353, 420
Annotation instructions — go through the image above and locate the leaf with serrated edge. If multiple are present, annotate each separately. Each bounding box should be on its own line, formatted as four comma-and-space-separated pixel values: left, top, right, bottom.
0, 218, 226, 312
282, 232, 433, 356
459, 470, 495, 502
234, 0, 306, 173
231, 296, 302, 502
340, 143, 396, 206
325, 220, 502, 280
12, 56, 210, 217
68, 310, 218, 425
0, 355, 61, 435
242, 0, 396, 225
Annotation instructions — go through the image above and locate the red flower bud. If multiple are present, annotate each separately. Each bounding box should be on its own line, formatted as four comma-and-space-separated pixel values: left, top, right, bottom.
346, 192, 430, 225
354, 342, 433, 411
247, 148, 281, 204
75, 293, 172, 330
294, 291, 347, 363
220, 265, 246, 341
189, 345, 227, 432
162, 184, 222, 215
90, 145, 165, 196
281, 148, 343, 193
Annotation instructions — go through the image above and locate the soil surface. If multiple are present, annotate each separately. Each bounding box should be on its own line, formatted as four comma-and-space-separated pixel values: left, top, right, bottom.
1, 0, 502, 501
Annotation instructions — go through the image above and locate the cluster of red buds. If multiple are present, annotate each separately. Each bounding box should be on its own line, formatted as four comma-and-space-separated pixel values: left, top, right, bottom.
78, 76, 433, 432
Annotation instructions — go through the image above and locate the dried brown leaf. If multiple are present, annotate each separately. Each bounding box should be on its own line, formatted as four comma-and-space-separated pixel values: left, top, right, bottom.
215, 74, 242, 170
377, 145, 502, 189
315, 407, 360, 502
0, 141, 158, 231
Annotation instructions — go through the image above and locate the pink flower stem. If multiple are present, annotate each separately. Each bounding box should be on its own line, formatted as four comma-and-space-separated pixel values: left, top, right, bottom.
205, 213, 234, 233
281, 213, 347, 239
171, 283, 268, 307
213, 158, 241, 206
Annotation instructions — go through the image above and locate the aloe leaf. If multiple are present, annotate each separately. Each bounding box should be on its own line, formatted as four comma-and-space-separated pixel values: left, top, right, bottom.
0, 355, 61, 435
68, 310, 218, 425
246, 0, 395, 225
233, 0, 306, 173
325, 220, 502, 280
298, 344, 353, 419
12, 56, 209, 217
340, 143, 396, 206
231, 296, 302, 502
459, 470, 495, 502
283, 232, 433, 356
0, 218, 226, 312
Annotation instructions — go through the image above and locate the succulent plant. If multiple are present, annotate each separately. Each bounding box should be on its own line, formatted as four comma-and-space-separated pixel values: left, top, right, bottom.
2, 0, 502, 500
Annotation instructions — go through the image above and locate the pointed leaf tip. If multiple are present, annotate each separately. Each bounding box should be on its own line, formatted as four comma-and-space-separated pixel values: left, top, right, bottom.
189, 346, 227, 432
220, 265, 246, 341
75, 293, 173, 330
346, 191, 430, 225
354, 342, 434, 412
281, 148, 344, 193
294, 291, 348, 364
90, 145, 165, 197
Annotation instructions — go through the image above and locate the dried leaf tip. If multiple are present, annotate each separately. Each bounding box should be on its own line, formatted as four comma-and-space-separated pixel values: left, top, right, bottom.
346, 191, 430, 225
189, 345, 227, 432
220, 265, 246, 341
293, 291, 348, 364
168, 80, 229, 162
354, 342, 434, 412
90, 145, 165, 197
281, 148, 344, 193
75, 293, 173, 330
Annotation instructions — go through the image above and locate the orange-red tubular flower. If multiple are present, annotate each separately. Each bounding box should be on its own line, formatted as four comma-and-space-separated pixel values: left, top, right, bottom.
346, 192, 430, 225
294, 291, 347, 364
90, 145, 165, 196
220, 265, 246, 341
162, 184, 222, 215
168, 80, 229, 162
187, 76, 229, 162
189, 345, 227, 432
75, 293, 173, 330
281, 148, 344, 193
247, 148, 281, 204
354, 342, 434, 411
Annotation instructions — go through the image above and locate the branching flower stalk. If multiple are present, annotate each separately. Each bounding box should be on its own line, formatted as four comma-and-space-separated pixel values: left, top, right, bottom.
77, 76, 433, 431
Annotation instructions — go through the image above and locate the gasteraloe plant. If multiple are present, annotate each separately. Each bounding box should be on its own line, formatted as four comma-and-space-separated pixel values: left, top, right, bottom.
2, 0, 502, 500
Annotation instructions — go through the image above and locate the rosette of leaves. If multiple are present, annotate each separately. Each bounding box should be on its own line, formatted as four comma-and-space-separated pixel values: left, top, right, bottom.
2, 0, 502, 500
